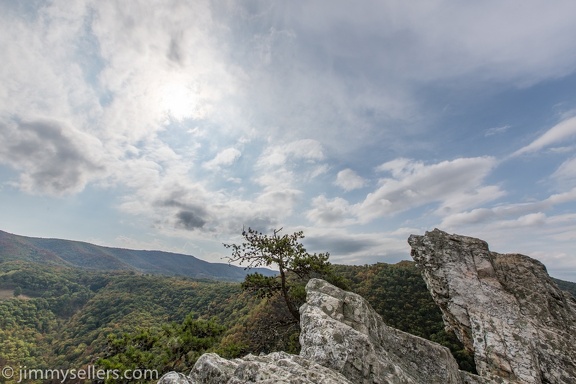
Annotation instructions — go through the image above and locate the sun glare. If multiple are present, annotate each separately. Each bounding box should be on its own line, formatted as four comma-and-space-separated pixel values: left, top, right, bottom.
160, 83, 196, 121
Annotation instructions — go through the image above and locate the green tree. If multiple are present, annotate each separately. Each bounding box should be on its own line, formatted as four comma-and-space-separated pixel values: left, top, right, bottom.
97, 314, 229, 381
224, 227, 345, 321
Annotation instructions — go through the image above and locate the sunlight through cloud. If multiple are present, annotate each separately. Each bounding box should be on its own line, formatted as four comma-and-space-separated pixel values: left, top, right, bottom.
160, 83, 198, 121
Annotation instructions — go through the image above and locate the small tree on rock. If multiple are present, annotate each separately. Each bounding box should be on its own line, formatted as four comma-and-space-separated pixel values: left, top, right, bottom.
224, 227, 344, 322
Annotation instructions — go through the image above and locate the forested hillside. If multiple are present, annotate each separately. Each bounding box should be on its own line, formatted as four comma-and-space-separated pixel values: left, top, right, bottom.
0, 229, 275, 281
1, 259, 574, 383
0, 261, 251, 382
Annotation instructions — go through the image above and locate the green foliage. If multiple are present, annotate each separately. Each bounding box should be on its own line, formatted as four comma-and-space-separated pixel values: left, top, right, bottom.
0, 298, 58, 370
53, 274, 245, 368
97, 314, 231, 382
224, 228, 344, 321
241, 272, 281, 298
0, 261, 247, 374
0, 261, 101, 317
3, 255, 573, 378
224, 293, 301, 355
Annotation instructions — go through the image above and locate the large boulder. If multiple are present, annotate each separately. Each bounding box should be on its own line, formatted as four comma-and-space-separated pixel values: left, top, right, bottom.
159, 277, 486, 384
408, 229, 576, 384
299, 278, 486, 384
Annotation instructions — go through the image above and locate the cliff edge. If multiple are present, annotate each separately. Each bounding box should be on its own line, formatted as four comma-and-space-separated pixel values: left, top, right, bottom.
408, 228, 576, 384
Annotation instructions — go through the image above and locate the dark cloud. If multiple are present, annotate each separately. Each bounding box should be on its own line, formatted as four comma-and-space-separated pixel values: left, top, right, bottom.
167, 35, 183, 64
176, 210, 206, 230
157, 194, 209, 231
0, 118, 103, 195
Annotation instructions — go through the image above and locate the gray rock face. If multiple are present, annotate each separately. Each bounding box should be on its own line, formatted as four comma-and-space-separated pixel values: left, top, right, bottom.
408, 229, 576, 384
158, 372, 192, 384
159, 351, 353, 383
159, 277, 489, 384
299, 278, 479, 384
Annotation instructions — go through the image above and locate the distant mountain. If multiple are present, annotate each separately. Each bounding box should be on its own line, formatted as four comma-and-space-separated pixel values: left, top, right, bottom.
0, 229, 275, 281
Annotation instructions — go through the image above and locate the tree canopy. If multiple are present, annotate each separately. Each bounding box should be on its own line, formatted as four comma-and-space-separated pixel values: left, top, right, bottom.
224, 228, 344, 321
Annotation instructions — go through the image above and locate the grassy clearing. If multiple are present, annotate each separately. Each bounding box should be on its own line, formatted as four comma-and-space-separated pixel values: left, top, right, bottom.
0, 289, 30, 300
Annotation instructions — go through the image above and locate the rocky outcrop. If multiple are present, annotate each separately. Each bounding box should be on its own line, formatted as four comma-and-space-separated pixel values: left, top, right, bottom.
299, 278, 483, 384
161, 351, 354, 384
159, 277, 487, 384
408, 229, 576, 384
158, 229, 576, 384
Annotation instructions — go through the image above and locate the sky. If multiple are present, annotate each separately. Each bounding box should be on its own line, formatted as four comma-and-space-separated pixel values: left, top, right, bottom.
1, 1, 576, 282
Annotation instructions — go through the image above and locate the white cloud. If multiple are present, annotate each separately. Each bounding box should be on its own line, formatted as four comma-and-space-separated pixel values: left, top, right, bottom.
254, 139, 326, 190
492, 212, 547, 229
0, 1, 98, 121
256, 189, 302, 213
3, 1, 576, 279
434, 186, 506, 216
376, 158, 424, 178
552, 157, 576, 186
292, 1, 576, 85
440, 188, 576, 230
335, 169, 365, 191
546, 187, 576, 205
257, 139, 325, 168
93, 0, 239, 136
485, 125, 511, 137
203, 148, 242, 170
440, 208, 496, 228
513, 116, 576, 156
439, 200, 552, 229
358, 157, 500, 222
285, 140, 325, 161
308, 157, 503, 226
306, 195, 354, 226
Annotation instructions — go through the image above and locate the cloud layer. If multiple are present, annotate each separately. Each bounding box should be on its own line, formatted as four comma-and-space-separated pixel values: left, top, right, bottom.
2, 0, 576, 279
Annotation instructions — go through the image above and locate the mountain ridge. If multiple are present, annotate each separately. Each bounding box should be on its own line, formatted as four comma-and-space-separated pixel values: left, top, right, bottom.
0, 229, 275, 281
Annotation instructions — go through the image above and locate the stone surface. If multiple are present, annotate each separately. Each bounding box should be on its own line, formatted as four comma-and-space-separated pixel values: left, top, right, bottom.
158, 351, 353, 384
299, 278, 485, 384
158, 372, 192, 384
408, 228, 576, 384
